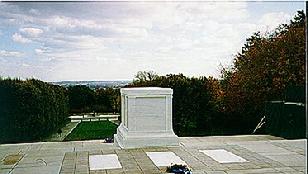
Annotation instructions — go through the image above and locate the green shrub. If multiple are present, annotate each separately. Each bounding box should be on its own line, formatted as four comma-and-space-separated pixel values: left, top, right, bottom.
0, 78, 69, 143
265, 101, 305, 139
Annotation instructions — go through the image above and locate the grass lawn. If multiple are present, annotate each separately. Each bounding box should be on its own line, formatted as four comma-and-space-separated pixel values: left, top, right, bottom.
64, 121, 118, 141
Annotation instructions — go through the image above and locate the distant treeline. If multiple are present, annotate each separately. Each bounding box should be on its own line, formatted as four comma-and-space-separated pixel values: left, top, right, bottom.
0, 78, 69, 143
67, 85, 120, 114
52, 80, 130, 89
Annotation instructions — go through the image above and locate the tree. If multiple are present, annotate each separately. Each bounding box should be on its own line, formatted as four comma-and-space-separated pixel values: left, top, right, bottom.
94, 88, 120, 113
67, 85, 95, 113
219, 11, 305, 133
133, 71, 159, 83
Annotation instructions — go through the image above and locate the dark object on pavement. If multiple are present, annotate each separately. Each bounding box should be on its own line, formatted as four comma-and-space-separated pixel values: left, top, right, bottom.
104, 137, 114, 143
166, 164, 192, 174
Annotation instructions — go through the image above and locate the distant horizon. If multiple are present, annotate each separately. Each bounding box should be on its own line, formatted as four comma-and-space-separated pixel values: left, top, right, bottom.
52, 80, 132, 82
1, 72, 220, 83
0, 76, 133, 82
0, 1, 305, 81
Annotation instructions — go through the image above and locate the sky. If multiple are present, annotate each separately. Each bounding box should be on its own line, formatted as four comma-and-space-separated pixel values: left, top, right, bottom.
0, 1, 305, 82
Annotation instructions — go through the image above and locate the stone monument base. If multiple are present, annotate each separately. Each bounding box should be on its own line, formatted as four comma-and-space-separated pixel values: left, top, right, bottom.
114, 124, 179, 149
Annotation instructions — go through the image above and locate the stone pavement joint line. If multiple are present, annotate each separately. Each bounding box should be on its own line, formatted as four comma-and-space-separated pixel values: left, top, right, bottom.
0, 135, 306, 174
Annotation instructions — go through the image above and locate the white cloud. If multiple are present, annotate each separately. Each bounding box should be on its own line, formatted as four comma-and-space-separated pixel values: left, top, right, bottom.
0, 2, 302, 81
12, 33, 31, 43
0, 50, 23, 57
29, 9, 40, 15
47, 15, 101, 29
34, 46, 51, 55
40, 15, 148, 38
35, 48, 45, 55
20, 27, 43, 37
22, 63, 30, 67
27, 2, 254, 80
258, 12, 292, 32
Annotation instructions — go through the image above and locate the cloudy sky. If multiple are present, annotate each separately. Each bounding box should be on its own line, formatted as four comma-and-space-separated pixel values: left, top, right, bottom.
0, 1, 305, 82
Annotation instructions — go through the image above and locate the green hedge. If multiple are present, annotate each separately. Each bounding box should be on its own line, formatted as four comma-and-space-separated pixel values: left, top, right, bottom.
284, 85, 305, 103
0, 78, 69, 143
265, 101, 305, 139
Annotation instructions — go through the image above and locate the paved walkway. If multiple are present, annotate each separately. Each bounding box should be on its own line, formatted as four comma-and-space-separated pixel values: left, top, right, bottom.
0, 135, 306, 174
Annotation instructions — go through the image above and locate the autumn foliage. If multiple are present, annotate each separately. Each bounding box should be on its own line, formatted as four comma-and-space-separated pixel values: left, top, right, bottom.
130, 11, 306, 136
218, 11, 305, 133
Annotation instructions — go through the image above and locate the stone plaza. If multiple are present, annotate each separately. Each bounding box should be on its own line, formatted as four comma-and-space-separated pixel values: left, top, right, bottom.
0, 135, 306, 174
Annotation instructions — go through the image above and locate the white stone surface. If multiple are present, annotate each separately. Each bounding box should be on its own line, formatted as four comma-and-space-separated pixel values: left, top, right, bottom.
89, 154, 122, 170
114, 87, 179, 148
199, 149, 247, 163
146, 152, 186, 167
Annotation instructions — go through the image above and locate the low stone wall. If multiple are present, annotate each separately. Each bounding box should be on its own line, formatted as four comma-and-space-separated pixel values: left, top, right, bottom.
69, 114, 119, 122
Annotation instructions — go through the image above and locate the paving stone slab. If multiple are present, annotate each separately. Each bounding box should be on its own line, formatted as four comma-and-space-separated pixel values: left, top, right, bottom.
89, 154, 122, 170
265, 154, 306, 167
206, 171, 227, 174
11, 165, 61, 174
146, 152, 186, 167
199, 149, 247, 163
226, 167, 278, 174
0, 169, 11, 174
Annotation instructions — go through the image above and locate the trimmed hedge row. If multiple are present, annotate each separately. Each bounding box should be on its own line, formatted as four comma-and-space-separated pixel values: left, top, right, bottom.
0, 78, 69, 143
265, 101, 305, 139
264, 85, 305, 139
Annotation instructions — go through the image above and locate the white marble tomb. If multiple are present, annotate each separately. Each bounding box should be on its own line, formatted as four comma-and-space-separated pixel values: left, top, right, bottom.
114, 87, 179, 148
